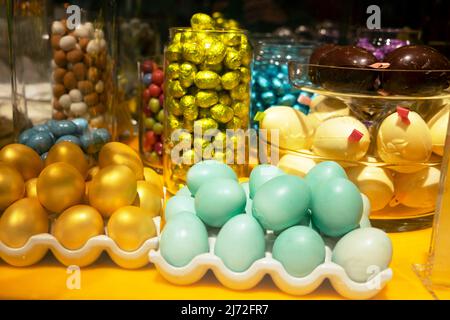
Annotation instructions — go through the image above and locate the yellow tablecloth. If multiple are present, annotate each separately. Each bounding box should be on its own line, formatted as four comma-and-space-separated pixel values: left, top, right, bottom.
0, 228, 433, 300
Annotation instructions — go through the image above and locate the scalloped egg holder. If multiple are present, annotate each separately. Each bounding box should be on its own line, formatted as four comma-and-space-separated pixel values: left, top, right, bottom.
0, 217, 160, 269
149, 195, 393, 300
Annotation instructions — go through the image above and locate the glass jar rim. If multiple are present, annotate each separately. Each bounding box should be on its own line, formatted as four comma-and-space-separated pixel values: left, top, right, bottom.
257, 38, 317, 49
169, 27, 249, 34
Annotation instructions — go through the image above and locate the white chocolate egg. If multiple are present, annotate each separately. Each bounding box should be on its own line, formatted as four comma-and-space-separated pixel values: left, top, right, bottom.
377, 111, 432, 164
70, 102, 88, 116
69, 89, 83, 103
86, 40, 100, 55
427, 106, 449, 157
390, 166, 440, 208
346, 166, 394, 212
51, 21, 65, 35
74, 25, 90, 38
59, 35, 76, 51
58, 94, 72, 110
260, 106, 314, 151
312, 116, 370, 161
309, 96, 350, 122
277, 153, 316, 178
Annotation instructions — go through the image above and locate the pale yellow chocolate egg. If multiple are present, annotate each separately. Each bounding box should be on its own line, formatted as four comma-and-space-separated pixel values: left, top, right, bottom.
309, 96, 350, 122
427, 106, 449, 157
277, 153, 316, 178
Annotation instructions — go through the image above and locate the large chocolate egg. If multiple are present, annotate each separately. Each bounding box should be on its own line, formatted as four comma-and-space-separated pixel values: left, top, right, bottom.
382, 45, 450, 96
308, 44, 337, 84
316, 45, 378, 92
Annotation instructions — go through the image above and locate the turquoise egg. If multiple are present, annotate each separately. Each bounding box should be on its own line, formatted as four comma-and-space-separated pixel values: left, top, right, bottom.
160, 213, 209, 267
332, 227, 392, 282
176, 186, 192, 197
272, 226, 325, 277
25, 132, 54, 155
72, 118, 89, 134
252, 175, 311, 232
244, 198, 253, 215
195, 178, 246, 227
214, 214, 266, 272
92, 128, 111, 144
240, 182, 250, 198
19, 128, 36, 144
56, 135, 81, 146
187, 160, 237, 195
249, 164, 285, 199
48, 120, 78, 137
305, 161, 347, 193
165, 195, 196, 221
311, 177, 363, 237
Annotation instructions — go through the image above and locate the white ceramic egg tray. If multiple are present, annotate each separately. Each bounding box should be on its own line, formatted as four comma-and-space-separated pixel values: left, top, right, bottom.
149, 195, 393, 300
0, 217, 160, 269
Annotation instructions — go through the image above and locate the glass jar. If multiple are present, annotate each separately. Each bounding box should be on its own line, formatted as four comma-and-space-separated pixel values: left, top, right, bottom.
251, 40, 316, 127
163, 27, 252, 195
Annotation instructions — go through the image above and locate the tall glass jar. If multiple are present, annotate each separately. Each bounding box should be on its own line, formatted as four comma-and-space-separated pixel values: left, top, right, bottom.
251, 40, 316, 127
163, 27, 253, 194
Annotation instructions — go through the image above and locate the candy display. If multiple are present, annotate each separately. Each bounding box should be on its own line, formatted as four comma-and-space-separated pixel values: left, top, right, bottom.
139, 59, 165, 168
163, 13, 252, 194
50, 17, 112, 127
0, 141, 162, 267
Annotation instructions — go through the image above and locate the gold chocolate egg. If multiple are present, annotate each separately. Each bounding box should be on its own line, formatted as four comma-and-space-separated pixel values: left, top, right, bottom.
107, 206, 157, 252
0, 143, 43, 180
0, 198, 48, 248
53, 205, 104, 250
45, 141, 88, 177
89, 165, 137, 218
25, 178, 38, 198
99, 142, 144, 180
143, 167, 164, 197
0, 163, 25, 211
133, 181, 162, 217
37, 162, 85, 213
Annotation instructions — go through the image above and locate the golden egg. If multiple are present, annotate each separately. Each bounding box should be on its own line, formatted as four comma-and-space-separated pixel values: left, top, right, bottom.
83, 181, 92, 204
0, 144, 43, 180
89, 165, 137, 218
53, 205, 104, 250
0, 198, 48, 248
133, 181, 162, 217
99, 142, 144, 180
86, 166, 100, 181
107, 206, 157, 252
0, 163, 25, 211
45, 141, 88, 177
37, 162, 85, 213
25, 178, 38, 198
143, 167, 164, 197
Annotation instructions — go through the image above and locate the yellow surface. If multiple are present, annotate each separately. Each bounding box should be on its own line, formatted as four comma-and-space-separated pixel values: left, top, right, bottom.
0, 228, 435, 300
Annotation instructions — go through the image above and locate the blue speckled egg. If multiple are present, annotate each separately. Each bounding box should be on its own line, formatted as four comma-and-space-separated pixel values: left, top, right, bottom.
311, 177, 363, 237
214, 214, 266, 272
33, 124, 49, 133
165, 195, 196, 221
187, 160, 237, 196
273, 226, 325, 277
195, 178, 246, 228
249, 164, 285, 199
19, 128, 36, 144
56, 135, 81, 146
332, 227, 392, 282
252, 175, 311, 232
80, 132, 93, 150
261, 91, 276, 106
257, 76, 270, 90
25, 132, 54, 154
48, 120, 78, 137
72, 118, 89, 134
92, 128, 111, 144
160, 213, 209, 268
143, 73, 153, 86
176, 186, 192, 197
305, 161, 347, 193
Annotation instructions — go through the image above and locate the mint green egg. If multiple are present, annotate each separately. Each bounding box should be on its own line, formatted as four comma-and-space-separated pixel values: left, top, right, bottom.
273, 226, 326, 277
164, 195, 195, 221
311, 177, 363, 237
305, 161, 347, 193
214, 214, 266, 272
249, 164, 285, 199
195, 178, 246, 227
245, 198, 253, 214
332, 227, 392, 282
187, 160, 237, 195
160, 212, 209, 267
176, 186, 192, 197
240, 182, 250, 198
252, 175, 311, 232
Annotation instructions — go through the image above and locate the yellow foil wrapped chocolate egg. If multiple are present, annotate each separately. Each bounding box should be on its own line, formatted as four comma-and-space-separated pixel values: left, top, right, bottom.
107, 206, 157, 252
53, 205, 104, 250
427, 106, 449, 157
391, 166, 440, 209
0, 163, 25, 211
89, 165, 137, 218
0, 143, 43, 180
377, 111, 432, 165
346, 166, 394, 212
312, 116, 370, 161
277, 153, 317, 178
45, 141, 88, 178
37, 162, 85, 213
133, 181, 162, 218
98, 142, 144, 180
25, 178, 38, 198
0, 198, 48, 248
260, 106, 315, 151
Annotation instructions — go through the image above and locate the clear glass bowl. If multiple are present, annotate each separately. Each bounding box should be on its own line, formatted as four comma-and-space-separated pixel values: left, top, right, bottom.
286, 62, 450, 231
